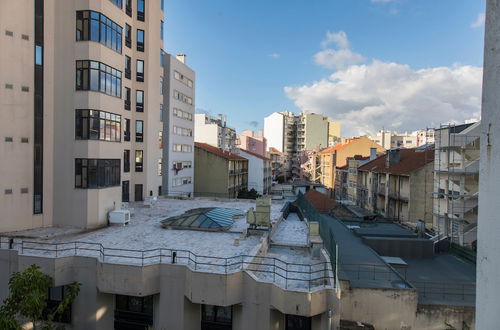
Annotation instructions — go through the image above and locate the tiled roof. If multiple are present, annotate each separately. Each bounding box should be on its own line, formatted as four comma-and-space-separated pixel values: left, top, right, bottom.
238, 148, 270, 161
269, 147, 282, 153
319, 138, 360, 154
358, 148, 434, 175
303, 190, 339, 213
195, 142, 247, 160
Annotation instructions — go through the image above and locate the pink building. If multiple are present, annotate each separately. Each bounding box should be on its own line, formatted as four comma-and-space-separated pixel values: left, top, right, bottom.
237, 130, 267, 157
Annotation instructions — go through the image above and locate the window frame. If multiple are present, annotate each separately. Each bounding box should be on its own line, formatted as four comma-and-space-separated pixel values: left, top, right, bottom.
137, 29, 144, 52
135, 150, 144, 172
135, 120, 144, 142
136, 90, 144, 112
75, 109, 122, 142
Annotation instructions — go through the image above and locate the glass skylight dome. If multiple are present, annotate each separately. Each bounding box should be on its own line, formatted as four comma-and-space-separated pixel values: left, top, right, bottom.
161, 208, 245, 231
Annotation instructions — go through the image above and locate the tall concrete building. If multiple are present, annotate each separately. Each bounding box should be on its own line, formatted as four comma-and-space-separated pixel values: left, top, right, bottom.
0, 0, 165, 230
263, 111, 340, 179
236, 129, 267, 157
194, 113, 237, 152
368, 129, 419, 149
162, 53, 195, 197
477, 2, 500, 327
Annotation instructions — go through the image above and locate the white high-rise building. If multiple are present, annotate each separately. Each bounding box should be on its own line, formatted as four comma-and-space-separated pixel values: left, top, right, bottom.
162, 53, 195, 197
194, 113, 236, 151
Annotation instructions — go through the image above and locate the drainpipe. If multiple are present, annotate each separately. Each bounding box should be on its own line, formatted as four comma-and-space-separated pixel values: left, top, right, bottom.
327, 309, 332, 330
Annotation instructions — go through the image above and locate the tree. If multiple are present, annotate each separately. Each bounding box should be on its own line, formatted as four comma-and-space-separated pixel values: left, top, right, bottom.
0, 265, 81, 330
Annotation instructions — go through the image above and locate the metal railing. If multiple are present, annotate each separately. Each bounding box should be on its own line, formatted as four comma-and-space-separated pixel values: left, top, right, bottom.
412, 280, 476, 301
341, 263, 408, 282
0, 238, 334, 292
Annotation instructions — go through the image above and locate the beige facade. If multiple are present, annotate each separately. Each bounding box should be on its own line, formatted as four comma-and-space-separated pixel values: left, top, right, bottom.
194, 143, 248, 198
194, 113, 237, 151
368, 129, 419, 149
0, 0, 165, 230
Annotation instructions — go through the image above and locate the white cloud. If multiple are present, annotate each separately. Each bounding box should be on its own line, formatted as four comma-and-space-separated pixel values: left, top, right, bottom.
284, 60, 482, 136
471, 13, 485, 28
321, 31, 349, 49
313, 49, 365, 70
269, 53, 280, 59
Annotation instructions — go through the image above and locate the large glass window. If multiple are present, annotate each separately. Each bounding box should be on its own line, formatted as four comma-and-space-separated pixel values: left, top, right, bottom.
137, 0, 145, 21
124, 150, 130, 172
137, 29, 144, 52
125, 24, 131, 48
124, 118, 131, 141
136, 59, 144, 82
35, 45, 43, 66
76, 60, 122, 98
135, 150, 143, 172
135, 120, 144, 142
41, 286, 73, 324
114, 295, 153, 329
75, 109, 121, 142
76, 11, 122, 54
125, 55, 131, 79
108, 0, 122, 8
173, 90, 193, 105
125, 0, 132, 16
136, 90, 144, 112
201, 305, 232, 330
75, 159, 120, 189
124, 87, 131, 110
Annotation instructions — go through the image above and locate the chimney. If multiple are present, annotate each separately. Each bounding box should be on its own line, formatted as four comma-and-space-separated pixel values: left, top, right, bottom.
258, 129, 263, 138
385, 149, 401, 168
176, 54, 187, 64
370, 148, 377, 160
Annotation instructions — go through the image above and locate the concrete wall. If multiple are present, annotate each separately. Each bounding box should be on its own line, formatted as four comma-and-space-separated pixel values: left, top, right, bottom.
477, 1, 500, 328
409, 162, 434, 226
239, 150, 265, 194
304, 113, 329, 150
264, 112, 285, 153
194, 147, 229, 197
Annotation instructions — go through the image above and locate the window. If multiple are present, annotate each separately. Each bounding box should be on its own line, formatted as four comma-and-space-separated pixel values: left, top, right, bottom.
125, 24, 131, 48
124, 118, 131, 141
137, 29, 144, 51
122, 181, 130, 202
76, 60, 122, 98
76, 11, 122, 54
160, 49, 165, 66
75, 159, 120, 188
125, 0, 132, 16
124, 150, 130, 172
173, 126, 192, 137
285, 315, 311, 330
160, 104, 164, 121
125, 55, 131, 79
124, 87, 131, 110
135, 150, 143, 172
173, 161, 192, 169
173, 71, 194, 88
160, 76, 163, 94
136, 90, 144, 112
173, 144, 192, 152
158, 130, 163, 148
173, 177, 192, 187
135, 120, 143, 142
41, 286, 73, 324
158, 158, 162, 176
108, 0, 122, 8
137, 0, 145, 21
115, 295, 153, 329
35, 45, 43, 66
173, 108, 193, 121
136, 59, 144, 82
161, 0, 164, 11
160, 20, 164, 40
201, 305, 232, 330
75, 109, 121, 142
173, 90, 193, 105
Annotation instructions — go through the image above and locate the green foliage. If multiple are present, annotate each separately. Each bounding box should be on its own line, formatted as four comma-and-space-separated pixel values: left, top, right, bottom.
0, 265, 81, 330
237, 188, 261, 200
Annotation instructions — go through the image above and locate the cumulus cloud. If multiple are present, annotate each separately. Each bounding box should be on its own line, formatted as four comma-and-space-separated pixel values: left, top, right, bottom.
285, 61, 482, 137
471, 13, 485, 28
314, 31, 365, 69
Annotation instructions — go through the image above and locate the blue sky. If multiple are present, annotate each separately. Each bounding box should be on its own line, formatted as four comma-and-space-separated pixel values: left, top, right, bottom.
163, 0, 486, 136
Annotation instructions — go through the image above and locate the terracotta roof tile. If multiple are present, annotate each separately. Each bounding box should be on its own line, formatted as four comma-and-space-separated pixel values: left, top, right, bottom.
238, 148, 270, 161
304, 190, 339, 213
358, 148, 434, 175
195, 142, 248, 160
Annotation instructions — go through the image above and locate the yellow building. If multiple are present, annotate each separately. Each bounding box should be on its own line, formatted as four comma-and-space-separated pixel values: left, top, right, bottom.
317, 137, 385, 190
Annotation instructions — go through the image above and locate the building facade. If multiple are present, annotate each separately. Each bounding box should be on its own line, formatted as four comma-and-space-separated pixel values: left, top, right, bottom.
162, 53, 195, 197
333, 154, 374, 203
0, 0, 164, 230
194, 113, 237, 152
357, 148, 435, 227
194, 142, 248, 198
368, 129, 418, 149
432, 122, 480, 248
237, 149, 272, 195
236, 129, 267, 157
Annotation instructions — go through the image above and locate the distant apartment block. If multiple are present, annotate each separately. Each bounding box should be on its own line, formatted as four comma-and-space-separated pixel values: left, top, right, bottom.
237, 129, 267, 157
268, 147, 285, 180
237, 148, 272, 195
433, 122, 480, 248
162, 53, 195, 197
357, 147, 435, 227
334, 151, 377, 202
369, 129, 419, 149
194, 142, 248, 198
194, 113, 237, 151
0, 0, 165, 230
315, 137, 385, 191
264, 111, 340, 179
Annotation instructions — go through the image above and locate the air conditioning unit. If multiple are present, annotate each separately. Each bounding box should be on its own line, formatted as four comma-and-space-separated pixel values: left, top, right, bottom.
108, 210, 130, 226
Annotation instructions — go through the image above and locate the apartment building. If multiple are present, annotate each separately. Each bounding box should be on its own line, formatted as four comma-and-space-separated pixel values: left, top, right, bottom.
162, 53, 195, 197
268, 147, 285, 180
236, 129, 267, 157
433, 122, 480, 248
194, 142, 248, 198
416, 128, 435, 146
237, 148, 272, 195
333, 153, 375, 202
368, 129, 419, 149
357, 147, 434, 227
263, 111, 340, 179
315, 137, 385, 191
0, 0, 164, 230
194, 113, 237, 151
